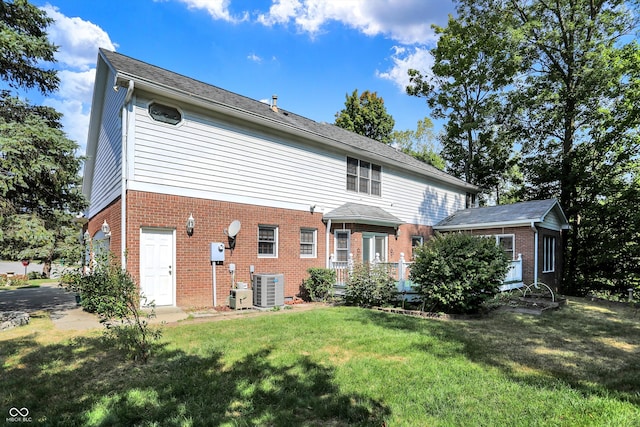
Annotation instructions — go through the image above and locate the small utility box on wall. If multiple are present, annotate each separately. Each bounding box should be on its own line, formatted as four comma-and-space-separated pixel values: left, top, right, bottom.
210, 242, 225, 263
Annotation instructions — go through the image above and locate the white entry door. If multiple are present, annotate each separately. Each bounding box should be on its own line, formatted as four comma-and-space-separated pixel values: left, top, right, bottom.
362, 233, 387, 263
140, 229, 175, 306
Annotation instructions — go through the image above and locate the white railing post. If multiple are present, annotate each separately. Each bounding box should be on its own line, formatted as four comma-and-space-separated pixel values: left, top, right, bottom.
348, 253, 354, 273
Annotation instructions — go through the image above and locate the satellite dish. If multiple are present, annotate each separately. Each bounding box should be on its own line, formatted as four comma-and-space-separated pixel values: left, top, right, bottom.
228, 220, 241, 238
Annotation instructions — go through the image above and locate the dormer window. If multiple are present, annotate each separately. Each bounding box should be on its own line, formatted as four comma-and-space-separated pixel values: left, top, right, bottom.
148, 102, 182, 125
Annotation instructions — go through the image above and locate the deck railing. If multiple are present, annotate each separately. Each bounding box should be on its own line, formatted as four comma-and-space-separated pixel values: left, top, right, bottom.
330, 252, 524, 296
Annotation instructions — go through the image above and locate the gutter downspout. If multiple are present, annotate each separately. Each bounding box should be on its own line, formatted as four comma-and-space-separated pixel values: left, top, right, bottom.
121, 80, 134, 269
531, 221, 538, 285
326, 219, 331, 268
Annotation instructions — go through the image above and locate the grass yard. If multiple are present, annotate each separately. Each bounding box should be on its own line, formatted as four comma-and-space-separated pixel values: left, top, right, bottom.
1, 298, 639, 426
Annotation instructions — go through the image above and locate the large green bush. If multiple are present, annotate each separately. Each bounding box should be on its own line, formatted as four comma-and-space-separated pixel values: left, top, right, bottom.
345, 263, 397, 307
302, 268, 336, 302
410, 233, 510, 314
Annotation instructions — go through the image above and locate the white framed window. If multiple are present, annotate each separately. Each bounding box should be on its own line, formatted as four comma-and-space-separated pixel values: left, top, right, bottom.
496, 234, 515, 260
334, 230, 351, 262
300, 228, 317, 258
346, 157, 381, 196
543, 235, 556, 272
411, 235, 424, 260
258, 225, 278, 258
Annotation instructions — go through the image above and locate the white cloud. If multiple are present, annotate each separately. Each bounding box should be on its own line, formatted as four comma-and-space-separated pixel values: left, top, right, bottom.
247, 53, 263, 63
39, 5, 117, 154
57, 69, 96, 105
42, 4, 116, 70
44, 97, 89, 153
376, 46, 434, 92
256, 0, 452, 45
177, 0, 247, 22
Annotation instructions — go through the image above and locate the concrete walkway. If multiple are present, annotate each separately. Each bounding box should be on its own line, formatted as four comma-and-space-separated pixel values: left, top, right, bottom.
2, 282, 323, 331
53, 306, 189, 330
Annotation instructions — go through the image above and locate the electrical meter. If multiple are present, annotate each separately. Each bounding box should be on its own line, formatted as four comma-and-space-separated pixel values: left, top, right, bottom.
210, 242, 225, 262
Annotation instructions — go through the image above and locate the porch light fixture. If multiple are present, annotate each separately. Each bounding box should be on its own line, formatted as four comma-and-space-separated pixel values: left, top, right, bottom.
186, 213, 195, 236
395, 228, 401, 240
83, 230, 90, 242
310, 204, 316, 214
101, 220, 111, 237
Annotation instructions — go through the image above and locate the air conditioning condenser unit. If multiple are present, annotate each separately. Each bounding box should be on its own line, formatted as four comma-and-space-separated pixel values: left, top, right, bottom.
253, 273, 284, 307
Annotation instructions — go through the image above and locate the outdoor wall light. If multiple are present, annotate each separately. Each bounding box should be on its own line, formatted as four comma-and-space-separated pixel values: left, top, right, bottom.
395, 228, 401, 240
101, 220, 111, 237
186, 213, 195, 236
83, 230, 90, 242
310, 204, 316, 214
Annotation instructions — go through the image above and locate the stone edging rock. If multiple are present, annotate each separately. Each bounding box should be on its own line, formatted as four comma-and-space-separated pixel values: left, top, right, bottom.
0, 311, 30, 331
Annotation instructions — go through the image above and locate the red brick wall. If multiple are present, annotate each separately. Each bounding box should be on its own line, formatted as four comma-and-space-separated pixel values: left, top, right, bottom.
85, 198, 122, 258
463, 226, 563, 289
87, 191, 445, 308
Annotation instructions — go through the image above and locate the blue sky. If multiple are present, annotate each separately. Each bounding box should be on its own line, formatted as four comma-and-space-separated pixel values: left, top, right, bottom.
25, 0, 457, 155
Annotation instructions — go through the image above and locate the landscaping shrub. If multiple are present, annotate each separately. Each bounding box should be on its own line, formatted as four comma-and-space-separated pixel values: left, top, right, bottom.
345, 263, 397, 307
301, 267, 336, 302
27, 271, 44, 280
7, 275, 29, 287
62, 256, 162, 363
410, 233, 510, 314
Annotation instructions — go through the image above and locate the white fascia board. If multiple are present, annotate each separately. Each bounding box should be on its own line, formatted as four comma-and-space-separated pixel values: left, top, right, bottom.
115, 73, 478, 193
434, 220, 539, 231
435, 219, 568, 232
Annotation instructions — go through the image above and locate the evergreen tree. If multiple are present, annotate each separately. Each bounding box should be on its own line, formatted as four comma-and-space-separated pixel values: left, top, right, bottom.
0, 0, 86, 275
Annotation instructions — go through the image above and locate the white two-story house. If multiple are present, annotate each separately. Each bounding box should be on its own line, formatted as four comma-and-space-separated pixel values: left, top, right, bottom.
82, 49, 479, 308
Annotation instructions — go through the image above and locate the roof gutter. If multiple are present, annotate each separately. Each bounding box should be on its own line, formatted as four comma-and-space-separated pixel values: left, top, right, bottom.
120, 79, 134, 269
531, 221, 538, 285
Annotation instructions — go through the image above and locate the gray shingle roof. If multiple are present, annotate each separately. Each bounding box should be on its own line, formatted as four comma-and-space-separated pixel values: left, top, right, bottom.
323, 203, 404, 227
99, 49, 478, 192
435, 199, 565, 229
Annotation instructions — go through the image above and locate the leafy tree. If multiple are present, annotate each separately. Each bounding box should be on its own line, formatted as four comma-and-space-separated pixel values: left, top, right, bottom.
500, 0, 640, 294
410, 0, 640, 294
0, 94, 86, 274
391, 117, 446, 170
335, 89, 395, 144
406, 3, 519, 204
0, 0, 59, 94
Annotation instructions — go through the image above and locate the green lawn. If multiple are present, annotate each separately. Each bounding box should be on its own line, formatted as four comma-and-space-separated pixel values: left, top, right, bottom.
1, 299, 639, 426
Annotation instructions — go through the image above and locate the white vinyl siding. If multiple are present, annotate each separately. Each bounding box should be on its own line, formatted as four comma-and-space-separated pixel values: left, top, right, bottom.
129, 98, 467, 226
87, 73, 126, 217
